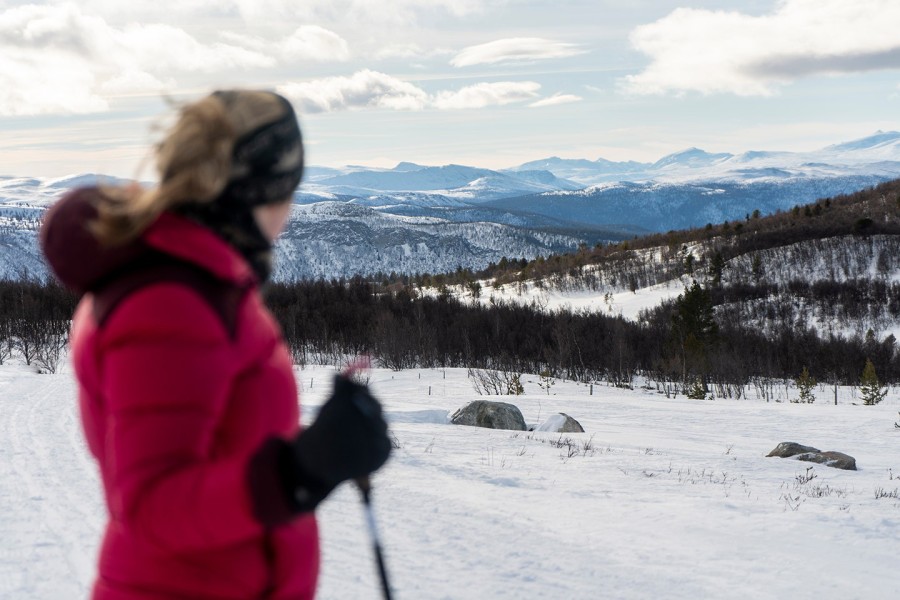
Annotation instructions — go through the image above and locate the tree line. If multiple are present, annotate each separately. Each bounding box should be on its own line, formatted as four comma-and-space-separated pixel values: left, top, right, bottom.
263, 277, 899, 390
1, 276, 895, 393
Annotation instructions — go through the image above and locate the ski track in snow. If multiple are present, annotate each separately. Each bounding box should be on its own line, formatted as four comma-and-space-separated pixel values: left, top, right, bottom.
1, 364, 103, 598
2, 362, 900, 599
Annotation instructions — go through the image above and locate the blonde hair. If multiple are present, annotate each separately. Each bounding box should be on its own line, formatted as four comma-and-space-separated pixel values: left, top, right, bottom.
92, 90, 290, 246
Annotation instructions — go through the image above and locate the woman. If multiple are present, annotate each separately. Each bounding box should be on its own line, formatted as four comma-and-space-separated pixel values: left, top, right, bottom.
41, 90, 391, 599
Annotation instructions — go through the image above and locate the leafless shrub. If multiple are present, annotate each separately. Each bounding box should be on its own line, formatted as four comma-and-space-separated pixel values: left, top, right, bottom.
874, 487, 900, 500
803, 484, 847, 499
468, 367, 524, 396
795, 466, 817, 486
780, 492, 804, 511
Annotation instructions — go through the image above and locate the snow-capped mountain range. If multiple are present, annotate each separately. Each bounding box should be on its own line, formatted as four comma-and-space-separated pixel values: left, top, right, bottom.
2, 131, 900, 280
509, 130, 900, 185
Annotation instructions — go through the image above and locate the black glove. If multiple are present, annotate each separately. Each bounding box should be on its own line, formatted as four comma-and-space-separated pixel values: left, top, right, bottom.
247, 374, 391, 527
293, 375, 391, 510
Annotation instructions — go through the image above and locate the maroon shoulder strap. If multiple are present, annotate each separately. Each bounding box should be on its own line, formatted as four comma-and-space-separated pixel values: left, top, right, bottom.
91, 252, 249, 339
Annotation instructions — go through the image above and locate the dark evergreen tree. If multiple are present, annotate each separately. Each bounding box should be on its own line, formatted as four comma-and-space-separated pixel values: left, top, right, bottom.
860, 359, 887, 405
670, 281, 718, 385
795, 366, 816, 404
708, 251, 726, 287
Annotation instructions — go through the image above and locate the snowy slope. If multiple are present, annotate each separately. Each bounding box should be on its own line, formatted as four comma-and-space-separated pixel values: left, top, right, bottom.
270, 202, 585, 280
0, 198, 593, 282
2, 360, 899, 599
427, 231, 900, 344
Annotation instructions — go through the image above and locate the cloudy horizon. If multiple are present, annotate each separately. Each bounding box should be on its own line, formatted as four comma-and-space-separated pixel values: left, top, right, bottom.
2, 0, 899, 178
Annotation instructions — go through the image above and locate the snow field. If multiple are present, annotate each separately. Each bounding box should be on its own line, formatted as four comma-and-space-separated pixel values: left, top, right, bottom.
1, 361, 899, 599
312, 367, 900, 599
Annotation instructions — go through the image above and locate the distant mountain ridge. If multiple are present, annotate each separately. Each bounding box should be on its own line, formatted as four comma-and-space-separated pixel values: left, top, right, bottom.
303, 162, 581, 202
505, 130, 900, 185
2, 131, 900, 281
487, 176, 892, 232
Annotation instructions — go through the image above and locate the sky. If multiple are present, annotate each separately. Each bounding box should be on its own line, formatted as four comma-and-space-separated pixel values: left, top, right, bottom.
1, 0, 900, 178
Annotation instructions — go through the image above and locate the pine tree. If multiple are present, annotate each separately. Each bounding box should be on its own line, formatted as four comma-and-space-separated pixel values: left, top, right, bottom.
860, 359, 887, 405
751, 253, 764, 284
683, 253, 695, 276
795, 367, 816, 404
671, 281, 718, 384
538, 369, 555, 395
505, 372, 525, 396
708, 251, 726, 287
686, 376, 708, 400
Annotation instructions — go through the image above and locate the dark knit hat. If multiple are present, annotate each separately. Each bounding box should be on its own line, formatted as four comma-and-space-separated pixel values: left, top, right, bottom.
213, 90, 305, 207
176, 89, 304, 283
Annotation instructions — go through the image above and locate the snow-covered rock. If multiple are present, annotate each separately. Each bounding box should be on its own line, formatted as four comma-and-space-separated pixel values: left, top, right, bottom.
766, 442, 821, 458
766, 443, 857, 470
794, 451, 858, 471
534, 413, 585, 433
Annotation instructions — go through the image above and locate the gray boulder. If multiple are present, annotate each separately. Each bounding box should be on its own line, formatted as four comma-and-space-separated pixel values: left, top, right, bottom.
766, 442, 857, 471
766, 442, 821, 458
450, 401, 526, 431
796, 451, 857, 471
535, 413, 585, 433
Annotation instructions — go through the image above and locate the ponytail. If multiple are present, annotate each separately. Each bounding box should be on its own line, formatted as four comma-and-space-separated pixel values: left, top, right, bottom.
91, 95, 236, 246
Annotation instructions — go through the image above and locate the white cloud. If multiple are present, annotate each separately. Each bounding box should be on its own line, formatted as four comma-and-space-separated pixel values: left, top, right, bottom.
279, 70, 430, 113
375, 43, 426, 60
278, 26, 351, 62
242, 0, 481, 22
64, 0, 483, 23
451, 37, 584, 67
0, 3, 352, 115
0, 52, 108, 116
624, 0, 900, 96
529, 93, 582, 108
374, 43, 454, 61
99, 71, 172, 96
221, 26, 351, 63
113, 23, 276, 73
278, 70, 541, 113
433, 81, 541, 109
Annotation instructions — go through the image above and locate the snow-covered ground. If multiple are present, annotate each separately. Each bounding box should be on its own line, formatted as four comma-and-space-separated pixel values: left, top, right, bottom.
476, 279, 685, 320
2, 359, 899, 599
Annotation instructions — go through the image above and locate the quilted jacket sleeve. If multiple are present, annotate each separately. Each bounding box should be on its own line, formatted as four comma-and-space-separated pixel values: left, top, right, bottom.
98, 283, 265, 553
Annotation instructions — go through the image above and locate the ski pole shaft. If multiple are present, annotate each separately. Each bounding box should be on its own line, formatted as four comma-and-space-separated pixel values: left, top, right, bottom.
357, 477, 394, 600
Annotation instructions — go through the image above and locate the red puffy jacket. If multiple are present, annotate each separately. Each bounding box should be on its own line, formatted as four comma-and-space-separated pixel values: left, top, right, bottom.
42, 188, 318, 599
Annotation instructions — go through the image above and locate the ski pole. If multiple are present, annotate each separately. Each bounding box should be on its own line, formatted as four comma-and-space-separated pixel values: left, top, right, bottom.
357, 476, 394, 600
341, 357, 394, 599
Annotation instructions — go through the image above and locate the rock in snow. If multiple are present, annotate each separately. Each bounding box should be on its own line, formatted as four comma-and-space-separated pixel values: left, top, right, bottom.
766, 442, 857, 470
766, 442, 821, 458
535, 413, 585, 433
795, 451, 857, 471
450, 400, 526, 431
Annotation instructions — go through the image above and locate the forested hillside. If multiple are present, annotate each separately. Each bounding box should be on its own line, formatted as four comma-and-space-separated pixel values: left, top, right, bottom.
5, 180, 899, 395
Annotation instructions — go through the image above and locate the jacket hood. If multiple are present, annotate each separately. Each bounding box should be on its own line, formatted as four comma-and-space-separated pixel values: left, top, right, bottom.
40, 188, 146, 295
41, 187, 256, 295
